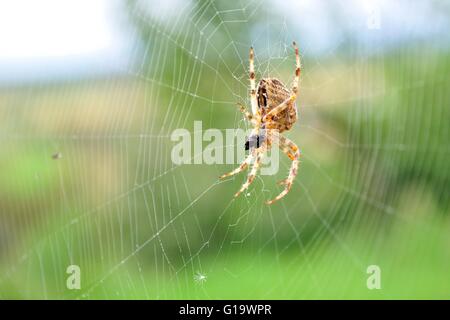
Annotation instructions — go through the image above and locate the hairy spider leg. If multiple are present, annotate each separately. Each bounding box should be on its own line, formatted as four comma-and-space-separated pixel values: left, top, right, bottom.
249, 47, 260, 120
292, 41, 301, 95
219, 124, 260, 179
234, 151, 262, 198
266, 135, 300, 205
236, 102, 256, 125
219, 152, 254, 179
262, 42, 300, 122
270, 130, 296, 179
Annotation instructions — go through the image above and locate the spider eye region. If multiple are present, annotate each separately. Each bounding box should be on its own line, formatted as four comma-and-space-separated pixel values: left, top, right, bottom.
244, 133, 265, 151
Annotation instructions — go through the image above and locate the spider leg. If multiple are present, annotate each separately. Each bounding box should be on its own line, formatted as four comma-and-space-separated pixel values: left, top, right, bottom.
266, 136, 300, 205
292, 41, 301, 95
276, 142, 296, 185
263, 42, 301, 123
271, 130, 296, 161
219, 152, 254, 179
234, 151, 262, 198
249, 47, 259, 119
236, 102, 256, 124
279, 143, 296, 161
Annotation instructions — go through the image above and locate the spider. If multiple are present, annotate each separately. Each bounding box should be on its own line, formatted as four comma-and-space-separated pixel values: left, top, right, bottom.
220, 42, 301, 205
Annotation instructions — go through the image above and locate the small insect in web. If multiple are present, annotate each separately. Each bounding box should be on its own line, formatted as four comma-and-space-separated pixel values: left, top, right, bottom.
194, 271, 207, 284
52, 152, 62, 160
220, 42, 301, 205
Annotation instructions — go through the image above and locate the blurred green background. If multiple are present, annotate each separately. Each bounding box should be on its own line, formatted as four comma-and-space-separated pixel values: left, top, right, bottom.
0, 0, 449, 299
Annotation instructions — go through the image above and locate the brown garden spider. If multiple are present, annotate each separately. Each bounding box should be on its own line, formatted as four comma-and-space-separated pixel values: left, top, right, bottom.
220, 42, 301, 205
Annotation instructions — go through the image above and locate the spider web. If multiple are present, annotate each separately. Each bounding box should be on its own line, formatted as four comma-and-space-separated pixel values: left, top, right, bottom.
1, 0, 449, 299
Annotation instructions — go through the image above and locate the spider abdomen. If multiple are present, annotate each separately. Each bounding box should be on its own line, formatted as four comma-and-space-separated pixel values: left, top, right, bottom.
257, 78, 297, 132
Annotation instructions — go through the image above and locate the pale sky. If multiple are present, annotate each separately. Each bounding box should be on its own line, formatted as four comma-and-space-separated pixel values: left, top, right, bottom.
0, 0, 129, 83
0, 0, 448, 84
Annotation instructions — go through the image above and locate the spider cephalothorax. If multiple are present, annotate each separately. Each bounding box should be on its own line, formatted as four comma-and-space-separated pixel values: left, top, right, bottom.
220, 42, 301, 205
